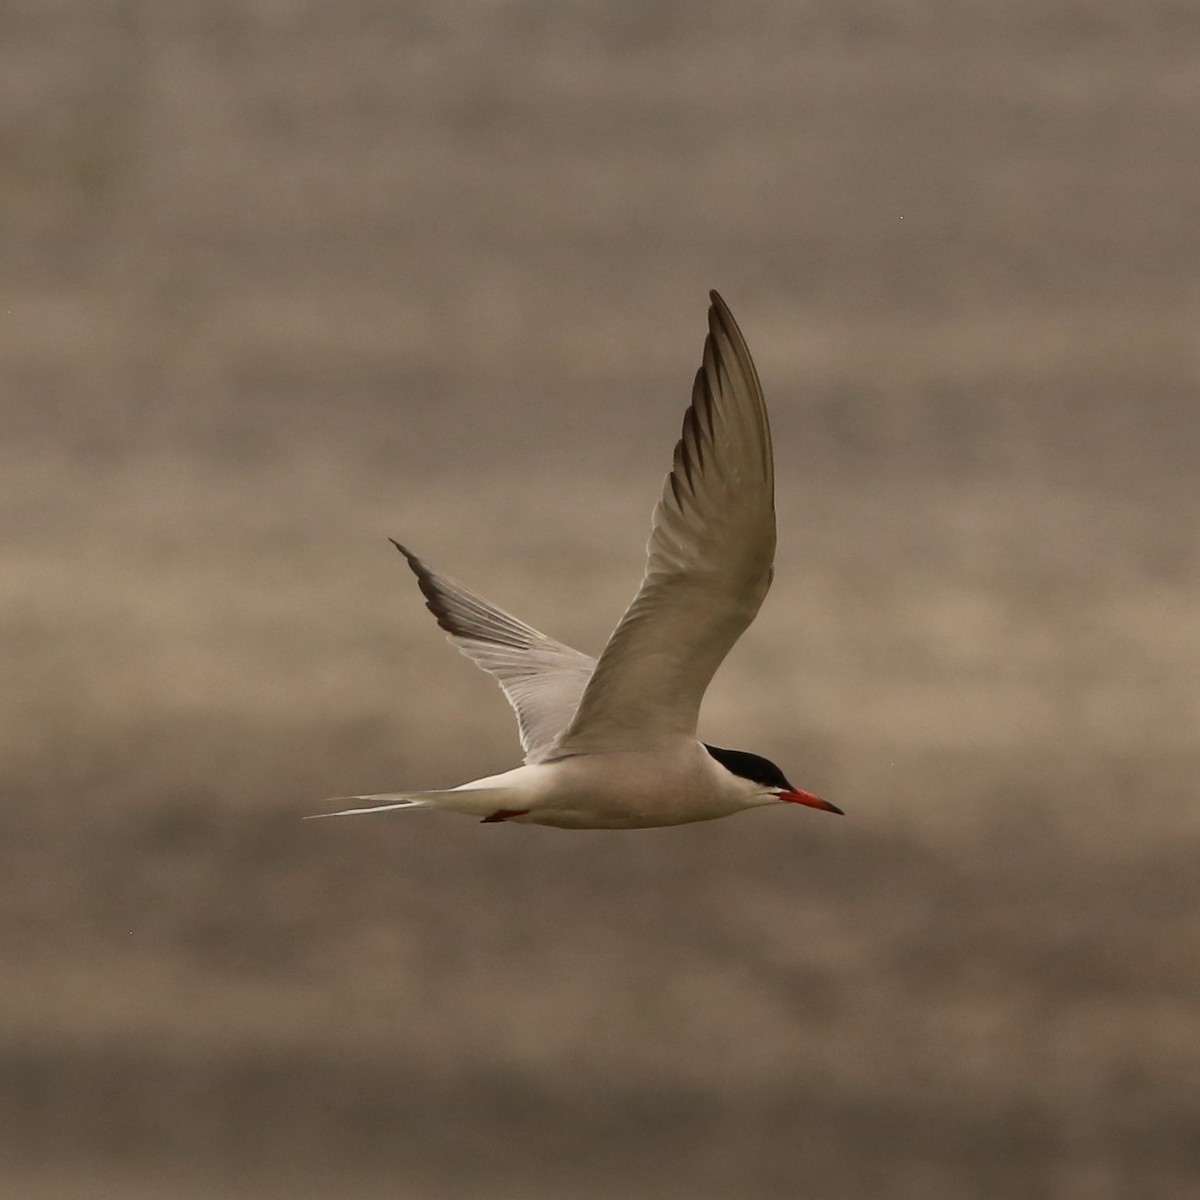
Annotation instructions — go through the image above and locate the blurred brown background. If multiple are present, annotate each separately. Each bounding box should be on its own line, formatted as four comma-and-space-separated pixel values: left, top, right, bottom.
3, 2, 1199, 1197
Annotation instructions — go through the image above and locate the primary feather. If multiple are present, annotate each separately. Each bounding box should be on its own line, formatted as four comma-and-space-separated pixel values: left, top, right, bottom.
392, 542, 596, 762
550, 291, 776, 755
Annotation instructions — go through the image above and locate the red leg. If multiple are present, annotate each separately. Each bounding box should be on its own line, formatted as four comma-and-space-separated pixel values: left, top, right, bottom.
480, 808, 532, 824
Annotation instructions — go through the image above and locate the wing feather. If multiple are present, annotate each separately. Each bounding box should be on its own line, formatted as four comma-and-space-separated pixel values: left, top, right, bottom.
393, 542, 595, 762
550, 291, 775, 755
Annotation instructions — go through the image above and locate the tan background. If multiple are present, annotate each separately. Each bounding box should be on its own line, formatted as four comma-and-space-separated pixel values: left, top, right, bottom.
3, 3, 1199, 1197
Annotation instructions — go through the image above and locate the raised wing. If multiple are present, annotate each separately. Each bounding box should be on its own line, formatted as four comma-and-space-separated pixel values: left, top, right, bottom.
550, 291, 775, 756
393, 542, 596, 762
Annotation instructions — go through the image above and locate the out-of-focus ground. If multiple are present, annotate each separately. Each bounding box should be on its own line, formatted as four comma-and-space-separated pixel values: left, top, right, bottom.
3, 3, 1199, 1197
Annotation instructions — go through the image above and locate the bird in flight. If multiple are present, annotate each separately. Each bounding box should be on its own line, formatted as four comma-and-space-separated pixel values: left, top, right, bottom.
316, 291, 841, 828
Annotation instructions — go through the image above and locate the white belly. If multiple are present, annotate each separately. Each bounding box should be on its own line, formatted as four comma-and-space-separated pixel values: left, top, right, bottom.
466, 743, 756, 829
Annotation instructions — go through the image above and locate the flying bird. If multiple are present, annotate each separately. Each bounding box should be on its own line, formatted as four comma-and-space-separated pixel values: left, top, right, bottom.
316, 291, 840, 828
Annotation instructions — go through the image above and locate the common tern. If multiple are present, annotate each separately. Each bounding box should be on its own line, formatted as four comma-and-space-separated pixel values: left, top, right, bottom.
317, 291, 841, 828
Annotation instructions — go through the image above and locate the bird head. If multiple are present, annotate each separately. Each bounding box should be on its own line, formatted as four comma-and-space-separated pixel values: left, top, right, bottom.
704, 743, 843, 815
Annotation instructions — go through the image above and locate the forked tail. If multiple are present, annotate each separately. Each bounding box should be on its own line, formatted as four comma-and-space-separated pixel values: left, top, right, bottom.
307, 787, 520, 821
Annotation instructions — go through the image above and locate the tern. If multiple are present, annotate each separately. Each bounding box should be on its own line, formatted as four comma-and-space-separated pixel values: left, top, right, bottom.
317, 291, 841, 828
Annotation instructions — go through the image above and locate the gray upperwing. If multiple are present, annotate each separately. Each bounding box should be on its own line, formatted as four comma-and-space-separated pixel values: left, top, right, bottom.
393, 542, 596, 763
550, 292, 776, 756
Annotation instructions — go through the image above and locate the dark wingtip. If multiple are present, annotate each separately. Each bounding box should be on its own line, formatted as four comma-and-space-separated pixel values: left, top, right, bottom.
708, 289, 734, 326
703, 291, 742, 369
386, 540, 455, 630
390, 539, 426, 578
